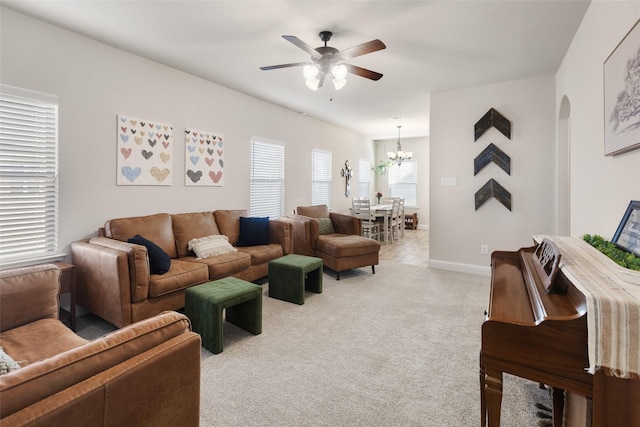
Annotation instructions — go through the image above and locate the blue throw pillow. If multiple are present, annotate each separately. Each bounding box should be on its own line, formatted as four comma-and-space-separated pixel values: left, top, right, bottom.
236, 217, 270, 247
127, 235, 171, 275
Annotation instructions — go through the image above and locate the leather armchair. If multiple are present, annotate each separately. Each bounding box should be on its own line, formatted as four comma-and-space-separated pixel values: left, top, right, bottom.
289, 205, 381, 280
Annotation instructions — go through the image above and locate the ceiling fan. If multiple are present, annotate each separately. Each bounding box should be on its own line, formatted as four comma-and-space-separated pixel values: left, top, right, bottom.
260, 31, 386, 91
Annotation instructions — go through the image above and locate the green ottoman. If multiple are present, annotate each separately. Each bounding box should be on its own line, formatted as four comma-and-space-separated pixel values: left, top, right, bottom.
268, 254, 323, 305
185, 277, 262, 354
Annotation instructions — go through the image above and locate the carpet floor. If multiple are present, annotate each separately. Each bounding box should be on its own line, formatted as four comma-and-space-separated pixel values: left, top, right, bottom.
78, 262, 550, 426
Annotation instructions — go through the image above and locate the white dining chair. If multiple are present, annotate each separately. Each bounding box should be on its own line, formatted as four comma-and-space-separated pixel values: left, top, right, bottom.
352, 199, 381, 241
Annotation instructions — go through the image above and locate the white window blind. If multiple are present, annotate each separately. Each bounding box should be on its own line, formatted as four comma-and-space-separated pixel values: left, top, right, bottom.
358, 158, 371, 199
250, 137, 284, 218
389, 160, 417, 206
312, 149, 332, 207
0, 85, 59, 266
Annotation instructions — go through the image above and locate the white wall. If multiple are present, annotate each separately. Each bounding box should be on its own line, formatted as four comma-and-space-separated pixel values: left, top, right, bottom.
555, 0, 640, 239
0, 7, 376, 260
429, 76, 556, 274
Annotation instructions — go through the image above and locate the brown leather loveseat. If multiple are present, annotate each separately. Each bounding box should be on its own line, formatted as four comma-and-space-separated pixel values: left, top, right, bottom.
288, 204, 380, 280
0, 264, 201, 426
71, 210, 291, 327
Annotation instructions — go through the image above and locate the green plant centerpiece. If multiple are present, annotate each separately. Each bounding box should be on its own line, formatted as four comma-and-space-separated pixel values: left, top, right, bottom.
583, 234, 640, 271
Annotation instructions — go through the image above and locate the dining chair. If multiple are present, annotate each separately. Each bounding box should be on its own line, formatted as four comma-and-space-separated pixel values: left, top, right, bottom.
381, 197, 400, 242
352, 199, 380, 241
397, 198, 405, 239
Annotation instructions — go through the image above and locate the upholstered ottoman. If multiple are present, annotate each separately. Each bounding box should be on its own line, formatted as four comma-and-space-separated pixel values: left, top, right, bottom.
268, 254, 323, 305
185, 277, 262, 354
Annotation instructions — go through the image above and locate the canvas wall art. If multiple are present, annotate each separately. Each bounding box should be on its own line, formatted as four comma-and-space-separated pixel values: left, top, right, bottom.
604, 18, 640, 156
116, 114, 173, 185
184, 128, 224, 186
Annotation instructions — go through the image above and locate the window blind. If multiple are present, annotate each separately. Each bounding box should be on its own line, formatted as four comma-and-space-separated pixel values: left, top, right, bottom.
0, 85, 59, 266
358, 158, 371, 199
250, 137, 284, 218
312, 149, 332, 207
389, 160, 417, 206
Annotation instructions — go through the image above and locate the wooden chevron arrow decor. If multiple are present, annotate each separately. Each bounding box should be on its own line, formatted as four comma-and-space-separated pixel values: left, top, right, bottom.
475, 178, 512, 211
474, 143, 511, 175
474, 108, 511, 141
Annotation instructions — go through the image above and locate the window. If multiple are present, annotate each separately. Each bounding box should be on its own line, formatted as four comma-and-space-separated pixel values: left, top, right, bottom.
389, 160, 417, 206
311, 149, 332, 207
358, 158, 371, 199
250, 137, 284, 218
0, 85, 60, 267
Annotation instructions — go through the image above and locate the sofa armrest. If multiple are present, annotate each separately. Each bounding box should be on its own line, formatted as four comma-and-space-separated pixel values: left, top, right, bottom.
0, 264, 60, 333
0, 311, 195, 420
268, 219, 292, 255
71, 238, 149, 328
330, 212, 362, 235
1, 331, 201, 427
282, 215, 318, 256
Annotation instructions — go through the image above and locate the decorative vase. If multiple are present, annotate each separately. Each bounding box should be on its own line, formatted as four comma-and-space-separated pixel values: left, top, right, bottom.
376, 196, 381, 205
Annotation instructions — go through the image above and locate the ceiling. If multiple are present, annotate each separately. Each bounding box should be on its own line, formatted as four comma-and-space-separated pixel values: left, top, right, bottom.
2, 1, 590, 140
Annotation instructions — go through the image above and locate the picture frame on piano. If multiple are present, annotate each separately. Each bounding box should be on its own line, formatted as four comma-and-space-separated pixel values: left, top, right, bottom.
612, 200, 640, 258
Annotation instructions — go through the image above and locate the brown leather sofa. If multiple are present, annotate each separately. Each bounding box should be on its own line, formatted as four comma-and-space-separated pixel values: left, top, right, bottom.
288, 205, 380, 280
71, 210, 291, 327
0, 264, 201, 427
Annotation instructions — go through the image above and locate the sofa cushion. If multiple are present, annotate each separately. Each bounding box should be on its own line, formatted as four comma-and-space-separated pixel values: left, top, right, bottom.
296, 205, 330, 218
189, 251, 252, 281
147, 259, 208, 298
188, 235, 237, 259
237, 217, 270, 247
128, 235, 171, 275
316, 234, 381, 257
213, 210, 247, 246
172, 212, 220, 258
237, 244, 284, 266
104, 213, 177, 259
0, 319, 88, 367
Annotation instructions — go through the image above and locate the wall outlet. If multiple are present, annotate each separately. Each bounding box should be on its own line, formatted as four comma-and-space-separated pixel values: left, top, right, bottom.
480, 245, 489, 255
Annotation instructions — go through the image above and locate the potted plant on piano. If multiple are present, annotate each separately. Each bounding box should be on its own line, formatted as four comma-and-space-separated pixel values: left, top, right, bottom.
583, 200, 640, 284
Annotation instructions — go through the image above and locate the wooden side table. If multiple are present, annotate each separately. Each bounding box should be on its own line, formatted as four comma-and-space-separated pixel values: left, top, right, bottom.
53, 261, 77, 331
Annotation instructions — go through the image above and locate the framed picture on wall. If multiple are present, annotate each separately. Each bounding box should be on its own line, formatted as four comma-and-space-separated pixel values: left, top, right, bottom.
603, 18, 640, 156
612, 200, 640, 258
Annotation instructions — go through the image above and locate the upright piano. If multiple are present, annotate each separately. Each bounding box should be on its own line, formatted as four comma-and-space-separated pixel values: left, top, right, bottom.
480, 236, 640, 427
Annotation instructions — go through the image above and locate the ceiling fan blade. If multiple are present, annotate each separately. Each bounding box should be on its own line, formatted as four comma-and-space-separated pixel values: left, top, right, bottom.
260, 62, 308, 71
345, 64, 383, 81
282, 35, 318, 56
338, 39, 386, 60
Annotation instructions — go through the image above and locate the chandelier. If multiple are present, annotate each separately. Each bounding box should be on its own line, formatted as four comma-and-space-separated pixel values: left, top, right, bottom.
387, 125, 413, 166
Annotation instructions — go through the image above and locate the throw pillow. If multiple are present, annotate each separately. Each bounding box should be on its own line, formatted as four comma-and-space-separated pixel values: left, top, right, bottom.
188, 235, 238, 259
0, 347, 20, 375
316, 217, 335, 235
237, 217, 269, 247
127, 235, 171, 275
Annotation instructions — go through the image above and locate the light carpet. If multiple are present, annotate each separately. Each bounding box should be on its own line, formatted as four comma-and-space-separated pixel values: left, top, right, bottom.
78, 263, 550, 426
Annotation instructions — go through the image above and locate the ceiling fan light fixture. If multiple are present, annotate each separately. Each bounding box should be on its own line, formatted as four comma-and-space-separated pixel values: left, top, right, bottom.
332, 78, 347, 91
303, 64, 319, 80
305, 78, 320, 91
331, 64, 347, 80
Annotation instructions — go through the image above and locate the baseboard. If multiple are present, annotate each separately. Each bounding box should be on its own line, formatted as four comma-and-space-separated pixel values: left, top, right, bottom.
428, 259, 491, 276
